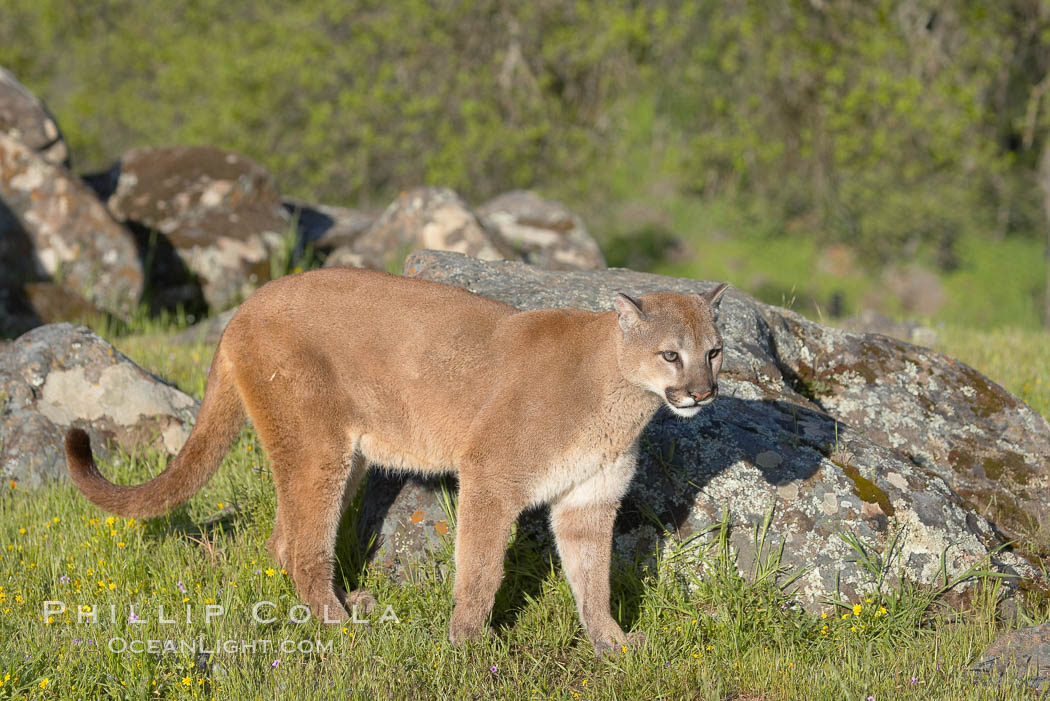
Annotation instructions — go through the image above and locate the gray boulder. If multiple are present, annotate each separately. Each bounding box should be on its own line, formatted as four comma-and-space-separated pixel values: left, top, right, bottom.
477, 190, 606, 271
0, 324, 199, 490
0, 67, 68, 166
354, 250, 1048, 607
98, 145, 292, 311
0, 133, 143, 318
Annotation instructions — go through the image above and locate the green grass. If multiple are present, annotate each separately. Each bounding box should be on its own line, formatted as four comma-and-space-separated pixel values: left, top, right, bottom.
2, 330, 1050, 699
935, 325, 1050, 422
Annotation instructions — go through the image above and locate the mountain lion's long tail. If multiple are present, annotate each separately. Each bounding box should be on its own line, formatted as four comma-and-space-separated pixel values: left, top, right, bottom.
65, 342, 245, 519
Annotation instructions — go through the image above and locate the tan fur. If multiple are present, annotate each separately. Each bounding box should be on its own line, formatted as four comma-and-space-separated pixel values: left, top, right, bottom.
65, 267, 727, 654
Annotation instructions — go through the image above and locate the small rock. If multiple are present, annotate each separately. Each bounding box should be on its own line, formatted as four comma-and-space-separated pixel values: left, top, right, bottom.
322, 247, 368, 269
333, 187, 517, 272
972, 623, 1050, 690
0, 324, 199, 489
476, 190, 605, 271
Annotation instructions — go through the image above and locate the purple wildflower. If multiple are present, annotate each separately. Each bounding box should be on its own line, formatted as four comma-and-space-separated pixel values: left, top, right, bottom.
490, 665, 498, 674
177, 581, 186, 594
271, 659, 280, 668
59, 575, 70, 585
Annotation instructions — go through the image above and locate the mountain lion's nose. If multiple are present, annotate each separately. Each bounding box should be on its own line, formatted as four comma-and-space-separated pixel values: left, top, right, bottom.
691, 388, 716, 402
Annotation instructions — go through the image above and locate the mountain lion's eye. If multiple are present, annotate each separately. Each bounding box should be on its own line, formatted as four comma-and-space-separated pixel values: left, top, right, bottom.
709, 348, 722, 360
661, 351, 679, 362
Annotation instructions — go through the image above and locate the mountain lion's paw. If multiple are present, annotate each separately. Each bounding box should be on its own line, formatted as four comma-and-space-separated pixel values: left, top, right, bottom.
448, 619, 489, 645
344, 589, 377, 616
593, 631, 646, 658
312, 597, 349, 624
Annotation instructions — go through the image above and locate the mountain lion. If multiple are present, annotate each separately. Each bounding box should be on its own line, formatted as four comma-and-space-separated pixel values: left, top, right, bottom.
66, 267, 728, 655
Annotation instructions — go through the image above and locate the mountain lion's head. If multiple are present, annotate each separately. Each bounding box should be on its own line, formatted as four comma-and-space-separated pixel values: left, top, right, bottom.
613, 284, 728, 418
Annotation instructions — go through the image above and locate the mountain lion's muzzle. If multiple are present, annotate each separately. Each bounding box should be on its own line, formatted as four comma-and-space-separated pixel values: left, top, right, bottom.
665, 384, 718, 409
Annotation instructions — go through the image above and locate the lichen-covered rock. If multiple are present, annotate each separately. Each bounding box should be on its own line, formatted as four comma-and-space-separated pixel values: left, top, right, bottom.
358, 475, 456, 577
972, 623, 1050, 690
477, 190, 605, 271
0, 67, 68, 166
331, 187, 517, 271
0, 133, 143, 317
782, 312, 1050, 545
389, 250, 1047, 606
0, 324, 199, 489
100, 146, 292, 311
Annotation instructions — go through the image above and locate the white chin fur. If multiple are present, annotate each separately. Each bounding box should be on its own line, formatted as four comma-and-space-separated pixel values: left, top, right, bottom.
667, 404, 702, 418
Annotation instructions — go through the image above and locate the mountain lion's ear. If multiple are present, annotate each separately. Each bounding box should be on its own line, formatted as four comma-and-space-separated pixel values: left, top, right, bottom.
703, 283, 730, 309
613, 292, 646, 330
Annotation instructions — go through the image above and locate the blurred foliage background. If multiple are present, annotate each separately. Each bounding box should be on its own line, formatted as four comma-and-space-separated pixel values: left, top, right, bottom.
3, 0, 1050, 328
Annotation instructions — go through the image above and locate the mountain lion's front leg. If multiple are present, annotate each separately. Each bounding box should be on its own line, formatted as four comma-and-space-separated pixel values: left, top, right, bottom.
550, 458, 643, 656
449, 484, 517, 643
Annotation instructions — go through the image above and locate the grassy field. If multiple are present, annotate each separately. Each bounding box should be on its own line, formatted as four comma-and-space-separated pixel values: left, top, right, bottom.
1, 316, 1049, 699
590, 191, 1048, 333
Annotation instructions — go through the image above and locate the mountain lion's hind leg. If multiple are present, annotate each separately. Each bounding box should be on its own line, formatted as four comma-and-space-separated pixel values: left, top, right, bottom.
270, 443, 355, 623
